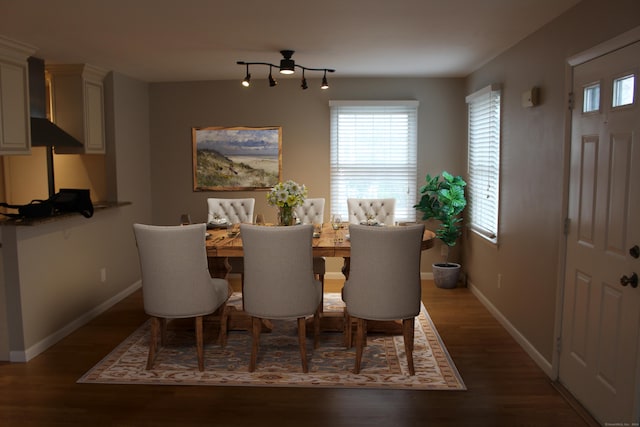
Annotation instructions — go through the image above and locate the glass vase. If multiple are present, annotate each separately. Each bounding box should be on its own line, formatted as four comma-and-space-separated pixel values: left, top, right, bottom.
278, 206, 295, 226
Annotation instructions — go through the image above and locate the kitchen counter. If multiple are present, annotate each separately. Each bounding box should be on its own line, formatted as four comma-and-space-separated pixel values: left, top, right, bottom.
0, 201, 131, 226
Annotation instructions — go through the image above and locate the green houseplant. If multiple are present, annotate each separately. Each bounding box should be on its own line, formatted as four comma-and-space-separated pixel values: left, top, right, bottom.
414, 171, 467, 288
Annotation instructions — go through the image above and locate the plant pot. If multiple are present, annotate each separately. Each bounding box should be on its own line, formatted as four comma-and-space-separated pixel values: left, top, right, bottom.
432, 262, 461, 289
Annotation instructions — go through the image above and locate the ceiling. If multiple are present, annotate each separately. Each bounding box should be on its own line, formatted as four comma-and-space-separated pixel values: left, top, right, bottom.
0, 0, 581, 83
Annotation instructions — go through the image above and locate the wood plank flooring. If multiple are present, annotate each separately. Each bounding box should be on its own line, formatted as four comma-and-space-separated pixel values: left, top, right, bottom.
0, 279, 597, 426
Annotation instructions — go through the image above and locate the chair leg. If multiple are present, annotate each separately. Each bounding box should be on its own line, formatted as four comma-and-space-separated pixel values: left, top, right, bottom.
313, 307, 320, 349
249, 316, 261, 372
297, 317, 309, 373
195, 316, 205, 372
146, 316, 160, 370
402, 318, 416, 376
160, 318, 168, 346
343, 309, 352, 348
354, 317, 367, 374
217, 301, 229, 348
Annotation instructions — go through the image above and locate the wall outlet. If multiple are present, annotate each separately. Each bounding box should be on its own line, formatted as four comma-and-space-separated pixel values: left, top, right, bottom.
100, 268, 107, 283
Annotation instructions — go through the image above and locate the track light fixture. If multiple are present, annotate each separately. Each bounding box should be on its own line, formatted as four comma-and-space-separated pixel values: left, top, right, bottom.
237, 50, 335, 90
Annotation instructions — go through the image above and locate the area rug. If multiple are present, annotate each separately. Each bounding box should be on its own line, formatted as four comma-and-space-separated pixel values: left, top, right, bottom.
78, 293, 465, 390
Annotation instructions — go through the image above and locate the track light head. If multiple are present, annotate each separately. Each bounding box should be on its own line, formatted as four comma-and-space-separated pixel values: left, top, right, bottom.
321, 70, 329, 89
241, 64, 251, 87
301, 70, 308, 90
268, 66, 278, 87
279, 50, 295, 74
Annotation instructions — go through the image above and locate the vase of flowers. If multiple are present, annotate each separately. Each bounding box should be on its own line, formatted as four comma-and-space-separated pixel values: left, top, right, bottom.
267, 180, 307, 226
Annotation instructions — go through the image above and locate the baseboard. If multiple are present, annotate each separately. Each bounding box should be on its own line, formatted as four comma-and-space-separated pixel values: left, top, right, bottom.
468, 281, 553, 377
9, 280, 142, 363
326, 272, 434, 280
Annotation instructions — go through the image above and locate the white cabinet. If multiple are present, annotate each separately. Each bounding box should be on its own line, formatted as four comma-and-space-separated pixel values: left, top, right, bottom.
0, 36, 35, 155
46, 64, 108, 154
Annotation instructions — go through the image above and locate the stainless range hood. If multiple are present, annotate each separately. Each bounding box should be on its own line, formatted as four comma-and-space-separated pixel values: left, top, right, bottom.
27, 56, 83, 148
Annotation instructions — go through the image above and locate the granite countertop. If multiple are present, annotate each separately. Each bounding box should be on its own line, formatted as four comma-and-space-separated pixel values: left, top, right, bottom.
0, 201, 131, 226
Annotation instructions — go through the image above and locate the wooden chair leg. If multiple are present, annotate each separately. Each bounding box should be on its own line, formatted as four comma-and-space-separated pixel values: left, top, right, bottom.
159, 318, 168, 346
249, 316, 261, 372
402, 318, 416, 376
195, 316, 204, 372
313, 307, 320, 349
218, 301, 229, 347
146, 316, 160, 370
354, 317, 367, 374
297, 317, 309, 373
343, 309, 352, 348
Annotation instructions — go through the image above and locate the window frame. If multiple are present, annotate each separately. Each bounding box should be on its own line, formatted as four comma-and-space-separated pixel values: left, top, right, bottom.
465, 84, 502, 243
329, 100, 419, 222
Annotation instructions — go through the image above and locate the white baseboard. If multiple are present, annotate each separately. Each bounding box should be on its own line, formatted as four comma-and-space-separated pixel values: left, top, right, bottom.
468, 281, 553, 377
10, 280, 142, 363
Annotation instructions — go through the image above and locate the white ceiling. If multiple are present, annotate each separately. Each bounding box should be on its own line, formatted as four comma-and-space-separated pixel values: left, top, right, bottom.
0, 0, 580, 83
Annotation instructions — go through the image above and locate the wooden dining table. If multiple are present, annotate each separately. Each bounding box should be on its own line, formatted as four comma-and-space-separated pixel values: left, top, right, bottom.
206, 222, 436, 279
205, 222, 436, 333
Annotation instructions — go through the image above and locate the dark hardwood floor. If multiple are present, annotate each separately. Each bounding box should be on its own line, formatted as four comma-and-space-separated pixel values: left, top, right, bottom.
0, 279, 597, 427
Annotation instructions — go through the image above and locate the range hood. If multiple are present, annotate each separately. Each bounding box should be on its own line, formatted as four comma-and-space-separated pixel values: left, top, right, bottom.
27, 56, 83, 148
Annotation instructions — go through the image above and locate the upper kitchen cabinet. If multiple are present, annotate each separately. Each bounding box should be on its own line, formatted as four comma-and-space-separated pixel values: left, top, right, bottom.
46, 64, 108, 154
0, 36, 36, 155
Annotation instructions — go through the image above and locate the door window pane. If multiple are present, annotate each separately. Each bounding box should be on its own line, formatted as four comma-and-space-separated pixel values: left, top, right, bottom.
583, 83, 600, 113
612, 74, 635, 107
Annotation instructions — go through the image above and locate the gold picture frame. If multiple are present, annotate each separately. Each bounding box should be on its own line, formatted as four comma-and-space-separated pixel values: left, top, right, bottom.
192, 126, 282, 191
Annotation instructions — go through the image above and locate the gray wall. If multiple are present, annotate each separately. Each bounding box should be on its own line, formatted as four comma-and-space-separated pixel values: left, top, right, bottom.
464, 0, 640, 365
149, 77, 467, 272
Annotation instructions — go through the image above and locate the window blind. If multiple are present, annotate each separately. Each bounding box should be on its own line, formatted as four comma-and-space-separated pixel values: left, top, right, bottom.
329, 101, 418, 222
466, 85, 501, 241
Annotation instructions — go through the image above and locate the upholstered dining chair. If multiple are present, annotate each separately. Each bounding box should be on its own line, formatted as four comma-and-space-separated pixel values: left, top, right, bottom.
347, 198, 396, 226
294, 197, 326, 289
240, 224, 322, 373
342, 223, 425, 375
133, 223, 231, 372
206, 197, 255, 282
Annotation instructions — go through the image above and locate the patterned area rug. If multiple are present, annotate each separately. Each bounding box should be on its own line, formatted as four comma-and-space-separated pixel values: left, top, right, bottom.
79, 293, 465, 390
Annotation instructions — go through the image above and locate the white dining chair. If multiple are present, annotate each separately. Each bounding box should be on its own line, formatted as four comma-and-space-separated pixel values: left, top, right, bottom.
133, 223, 231, 371
342, 223, 424, 375
206, 197, 255, 282
347, 198, 396, 226
240, 223, 322, 373
294, 198, 326, 289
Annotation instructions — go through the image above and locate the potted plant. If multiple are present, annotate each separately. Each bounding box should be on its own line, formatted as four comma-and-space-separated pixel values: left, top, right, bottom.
414, 171, 467, 288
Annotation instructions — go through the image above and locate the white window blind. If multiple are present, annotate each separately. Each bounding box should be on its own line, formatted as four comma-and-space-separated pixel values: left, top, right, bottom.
329, 101, 418, 222
466, 85, 501, 242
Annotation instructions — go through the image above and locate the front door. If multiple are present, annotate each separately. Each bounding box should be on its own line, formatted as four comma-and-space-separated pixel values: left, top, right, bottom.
560, 40, 640, 424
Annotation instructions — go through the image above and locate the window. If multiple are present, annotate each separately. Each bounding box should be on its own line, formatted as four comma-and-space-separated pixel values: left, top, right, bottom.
583, 82, 600, 112
329, 101, 418, 222
612, 73, 635, 107
466, 85, 501, 242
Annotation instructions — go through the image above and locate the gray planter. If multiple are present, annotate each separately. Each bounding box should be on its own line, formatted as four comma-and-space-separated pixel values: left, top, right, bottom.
432, 263, 461, 289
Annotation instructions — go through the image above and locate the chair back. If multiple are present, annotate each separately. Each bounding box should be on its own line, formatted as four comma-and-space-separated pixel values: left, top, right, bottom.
347, 198, 395, 225
343, 223, 424, 320
133, 223, 227, 318
294, 198, 325, 224
240, 224, 322, 319
207, 198, 255, 223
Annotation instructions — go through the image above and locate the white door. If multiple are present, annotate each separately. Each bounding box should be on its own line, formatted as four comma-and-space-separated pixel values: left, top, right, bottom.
560, 40, 640, 424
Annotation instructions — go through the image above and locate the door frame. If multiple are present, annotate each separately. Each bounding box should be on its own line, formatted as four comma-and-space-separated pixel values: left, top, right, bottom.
552, 23, 640, 389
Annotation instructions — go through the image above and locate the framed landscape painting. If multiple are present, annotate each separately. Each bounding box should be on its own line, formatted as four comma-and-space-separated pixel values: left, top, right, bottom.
192, 126, 282, 191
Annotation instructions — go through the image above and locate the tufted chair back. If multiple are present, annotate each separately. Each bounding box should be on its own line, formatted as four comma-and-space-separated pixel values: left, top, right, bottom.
207, 198, 255, 224
347, 198, 396, 226
294, 198, 325, 224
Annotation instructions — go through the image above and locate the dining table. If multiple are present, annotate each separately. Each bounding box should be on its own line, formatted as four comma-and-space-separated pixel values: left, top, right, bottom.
205, 221, 436, 333
205, 221, 436, 279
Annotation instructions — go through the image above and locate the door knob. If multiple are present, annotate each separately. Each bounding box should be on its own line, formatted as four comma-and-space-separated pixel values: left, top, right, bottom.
630, 245, 640, 259
620, 273, 638, 288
